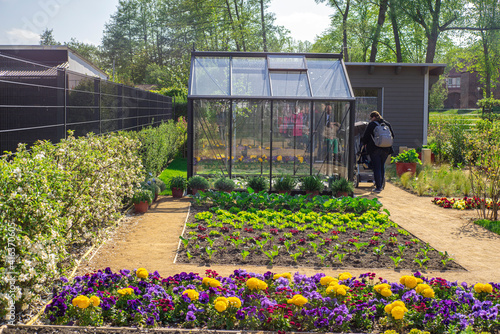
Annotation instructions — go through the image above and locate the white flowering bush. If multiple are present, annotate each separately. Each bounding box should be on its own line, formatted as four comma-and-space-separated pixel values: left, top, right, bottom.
0, 132, 143, 321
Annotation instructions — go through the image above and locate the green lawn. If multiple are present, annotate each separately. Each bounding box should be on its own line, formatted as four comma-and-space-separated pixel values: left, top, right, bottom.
475, 219, 500, 236
158, 158, 187, 196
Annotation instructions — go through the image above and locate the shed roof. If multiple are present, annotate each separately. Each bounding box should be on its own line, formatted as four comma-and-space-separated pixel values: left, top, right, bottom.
188, 51, 354, 100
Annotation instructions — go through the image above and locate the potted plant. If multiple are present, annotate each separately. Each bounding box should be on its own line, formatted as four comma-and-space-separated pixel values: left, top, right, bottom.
246, 176, 268, 193
274, 175, 296, 194
187, 175, 210, 195
148, 177, 167, 193
141, 180, 160, 202
132, 188, 153, 213
169, 176, 187, 198
391, 149, 422, 177
213, 177, 236, 193
300, 175, 324, 197
329, 177, 354, 197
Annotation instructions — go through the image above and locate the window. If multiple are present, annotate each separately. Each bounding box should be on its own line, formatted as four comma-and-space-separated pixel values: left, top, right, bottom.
447, 77, 461, 88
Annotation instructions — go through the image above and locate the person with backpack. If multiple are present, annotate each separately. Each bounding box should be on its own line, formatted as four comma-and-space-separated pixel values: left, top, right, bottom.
361, 111, 395, 193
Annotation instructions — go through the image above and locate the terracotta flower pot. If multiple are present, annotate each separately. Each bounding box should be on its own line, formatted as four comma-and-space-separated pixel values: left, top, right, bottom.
396, 162, 417, 177
305, 190, 320, 198
134, 201, 149, 213
172, 187, 184, 198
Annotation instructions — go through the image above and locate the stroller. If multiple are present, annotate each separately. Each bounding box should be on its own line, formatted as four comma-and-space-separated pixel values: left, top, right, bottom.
353, 121, 375, 188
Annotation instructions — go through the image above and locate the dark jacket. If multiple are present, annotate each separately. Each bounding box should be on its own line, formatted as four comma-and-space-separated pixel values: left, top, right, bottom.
361, 118, 395, 155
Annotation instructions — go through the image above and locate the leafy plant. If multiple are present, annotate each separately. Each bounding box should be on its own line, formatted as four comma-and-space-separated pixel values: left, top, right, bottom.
169, 176, 187, 190
300, 175, 324, 192
187, 175, 210, 190
389, 255, 404, 269
391, 149, 422, 164
274, 175, 297, 192
329, 177, 354, 194
148, 177, 167, 192
246, 176, 268, 192
132, 188, 154, 204
213, 177, 236, 192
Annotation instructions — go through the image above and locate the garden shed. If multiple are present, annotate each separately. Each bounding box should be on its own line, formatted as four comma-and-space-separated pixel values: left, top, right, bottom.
187, 51, 356, 185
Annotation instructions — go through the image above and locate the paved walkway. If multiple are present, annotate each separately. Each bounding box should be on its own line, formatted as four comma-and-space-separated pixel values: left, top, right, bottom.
78, 183, 500, 284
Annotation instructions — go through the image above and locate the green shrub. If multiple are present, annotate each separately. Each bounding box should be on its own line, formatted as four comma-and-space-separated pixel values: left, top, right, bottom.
213, 177, 236, 192
128, 117, 187, 176
0, 132, 143, 319
300, 175, 324, 192
246, 176, 268, 192
274, 175, 296, 191
475, 219, 500, 235
148, 177, 166, 192
169, 176, 187, 190
187, 176, 210, 190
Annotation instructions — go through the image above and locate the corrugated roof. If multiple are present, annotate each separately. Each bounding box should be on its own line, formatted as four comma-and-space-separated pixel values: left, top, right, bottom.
0, 62, 68, 78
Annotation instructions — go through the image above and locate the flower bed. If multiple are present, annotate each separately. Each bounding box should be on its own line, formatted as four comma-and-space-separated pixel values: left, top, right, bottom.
432, 197, 500, 210
44, 268, 500, 333
182, 193, 462, 271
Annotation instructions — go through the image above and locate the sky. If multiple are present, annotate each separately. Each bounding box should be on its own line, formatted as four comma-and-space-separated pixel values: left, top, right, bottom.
0, 0, 334, 46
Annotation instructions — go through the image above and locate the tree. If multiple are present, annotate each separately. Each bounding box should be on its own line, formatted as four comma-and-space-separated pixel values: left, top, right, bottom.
39, 28, 60, 45
317, 0, 352, 61
397, 0, 465, 63
369, 0, 389, 62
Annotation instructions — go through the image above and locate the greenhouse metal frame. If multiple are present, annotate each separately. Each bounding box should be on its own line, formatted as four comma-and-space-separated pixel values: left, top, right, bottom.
187, 51, 356, 186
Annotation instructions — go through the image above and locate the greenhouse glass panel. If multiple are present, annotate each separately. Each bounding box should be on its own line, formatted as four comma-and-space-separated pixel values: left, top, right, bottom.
308, 59, 351, 98
311, 101, 350, 179
232, 100, 270, 176
191, 57, 230, 96
270, 72, 310, 97
193, 99, 230, 176
268, 55, 306, 69
272, 100, 311, 176
232, 57, 270, 96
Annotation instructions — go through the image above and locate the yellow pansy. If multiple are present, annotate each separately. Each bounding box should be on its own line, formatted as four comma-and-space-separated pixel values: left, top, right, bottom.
183, 289, 199, 301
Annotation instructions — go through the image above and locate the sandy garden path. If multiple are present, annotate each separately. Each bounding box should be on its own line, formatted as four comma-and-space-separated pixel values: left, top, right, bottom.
77, 183, 500, 283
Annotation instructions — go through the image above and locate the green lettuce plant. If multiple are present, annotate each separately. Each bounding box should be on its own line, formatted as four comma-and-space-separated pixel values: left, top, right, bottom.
391, 149, 422, 164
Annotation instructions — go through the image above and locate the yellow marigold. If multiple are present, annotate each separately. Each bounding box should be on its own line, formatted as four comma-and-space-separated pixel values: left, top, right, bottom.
392, 300, 406, 308
338, 272, 352, 281
215, 301, 227, 312
277, 155, 282, 162
214, 296, 229, 307
326, 284, 349, 295
258, 158, 263, 162
183, 289, 199, 301
89, 296, 100, 307
72, 295, 90, 309
117, 288, 134, 295
287, 294, 308, 307
320, 276, 337, 286
391, 306, 405, 320
374, 283, 391, 294
422, 288, 435, 298
474, 283, 485, 293
416, 278, 424, 284
416, 283, 431, 294
336, 287, 347, 296
258, 280, 268, 290
136, 268, 149, 279
274, 273, 292, 280
228, 297, 242, 308
384, 303, 393, 313
381, 288, 392, 298
400, 275, 418, 289
202, 277, 211, 286
483, 283, 493, 293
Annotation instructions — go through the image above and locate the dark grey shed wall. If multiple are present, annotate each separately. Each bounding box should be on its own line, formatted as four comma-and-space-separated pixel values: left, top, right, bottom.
346, 65, 427, 150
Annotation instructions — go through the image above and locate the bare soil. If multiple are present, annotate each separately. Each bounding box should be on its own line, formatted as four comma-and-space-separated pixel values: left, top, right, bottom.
77, 182, 500, 284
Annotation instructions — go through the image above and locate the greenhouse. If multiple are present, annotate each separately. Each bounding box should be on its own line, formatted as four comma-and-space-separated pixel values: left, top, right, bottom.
187, 51, 356, 184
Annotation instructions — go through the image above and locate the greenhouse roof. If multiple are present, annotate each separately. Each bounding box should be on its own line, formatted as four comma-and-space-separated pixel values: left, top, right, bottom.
188, 51, 354, 100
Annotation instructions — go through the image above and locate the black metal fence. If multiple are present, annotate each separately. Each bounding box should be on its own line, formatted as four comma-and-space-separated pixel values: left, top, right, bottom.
0, 53, 173, 154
